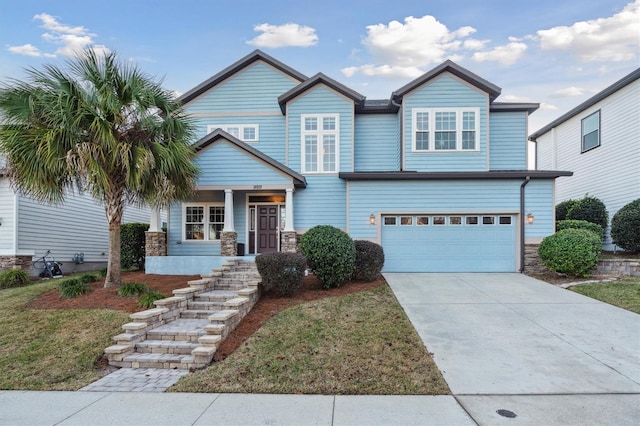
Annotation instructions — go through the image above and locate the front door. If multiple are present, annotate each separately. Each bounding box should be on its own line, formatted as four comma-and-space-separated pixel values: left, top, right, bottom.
258, 206, 279, 253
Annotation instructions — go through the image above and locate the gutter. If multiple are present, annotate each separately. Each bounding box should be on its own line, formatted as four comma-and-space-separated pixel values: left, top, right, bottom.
519, 176, 531, 273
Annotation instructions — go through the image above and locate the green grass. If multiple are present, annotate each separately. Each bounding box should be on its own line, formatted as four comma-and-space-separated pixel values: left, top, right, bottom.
570, 277, 640, 314
171, 285, 449, 395
0, 279, 129, 390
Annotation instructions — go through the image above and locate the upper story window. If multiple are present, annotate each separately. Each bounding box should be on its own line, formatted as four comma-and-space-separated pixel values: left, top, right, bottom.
207, 124, 259, 142
412, 108, 479, 152
183, 204, 225, 241
581, 110, 600, 153
301, 114, 339, 173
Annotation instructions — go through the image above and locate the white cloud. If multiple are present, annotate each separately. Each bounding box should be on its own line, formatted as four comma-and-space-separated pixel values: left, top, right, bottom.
463, 39, 489, 50
341, 64, 423, 79
540, 103, 558, 111
502, 94, 533, 102
247, 23, 318, 48
537, 0, 640, 62
7, 43, 55, 57
552, 86, 585, 97
472, 42, 527, 66
34, 13, 86, 35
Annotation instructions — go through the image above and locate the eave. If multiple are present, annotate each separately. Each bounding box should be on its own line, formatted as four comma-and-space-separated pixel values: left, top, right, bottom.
339, 170, 573, 181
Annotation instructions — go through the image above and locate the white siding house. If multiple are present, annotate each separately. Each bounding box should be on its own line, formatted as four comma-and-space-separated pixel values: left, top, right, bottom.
531, 68, 640, 250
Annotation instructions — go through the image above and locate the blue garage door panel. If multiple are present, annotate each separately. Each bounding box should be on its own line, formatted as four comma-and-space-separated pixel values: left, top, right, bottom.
382, 215, 516, 272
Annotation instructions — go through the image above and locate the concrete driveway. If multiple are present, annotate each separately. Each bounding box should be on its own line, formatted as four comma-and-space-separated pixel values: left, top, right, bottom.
385, 273, 640, 425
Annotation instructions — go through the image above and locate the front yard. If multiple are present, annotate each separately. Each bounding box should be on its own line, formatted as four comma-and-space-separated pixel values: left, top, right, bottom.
569, 276, 640, 314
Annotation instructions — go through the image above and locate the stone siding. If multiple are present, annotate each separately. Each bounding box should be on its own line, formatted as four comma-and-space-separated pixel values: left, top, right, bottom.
0, 255, 32, 273
145, 232, 167, 257
524, 244, 548, 274
597, 259, 640, 276
220, 231, 237, 256
281, 231, 299, 253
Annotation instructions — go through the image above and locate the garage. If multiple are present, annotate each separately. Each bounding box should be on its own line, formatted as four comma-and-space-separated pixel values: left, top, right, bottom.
382, 214, 516, 272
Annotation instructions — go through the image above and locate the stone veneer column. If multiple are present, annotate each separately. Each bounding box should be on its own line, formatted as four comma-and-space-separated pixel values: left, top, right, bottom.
145, 232, 167, 256
281, 232, 298, 253
524, 244, 548, 274
0, 255, 32, 272
221, 232, 238, 256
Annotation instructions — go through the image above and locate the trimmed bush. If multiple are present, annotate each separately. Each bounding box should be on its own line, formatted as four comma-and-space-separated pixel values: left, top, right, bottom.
556, 220, 604, 238
255, 252, 306, 296
538, 228, 602, 277
611, 199, 640, 253
117, 282, 149, 297
121, 223, 149, 270
566, 195, 608, 231
0, 269, 30, 289
59, 278, 91, 299
352, 240, 385, 282
299, 225, 356, 289
556, 199, 578, 222
137, 290, 166, 309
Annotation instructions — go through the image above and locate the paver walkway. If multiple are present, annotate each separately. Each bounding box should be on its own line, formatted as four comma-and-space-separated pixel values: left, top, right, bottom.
80, 368, 188, 393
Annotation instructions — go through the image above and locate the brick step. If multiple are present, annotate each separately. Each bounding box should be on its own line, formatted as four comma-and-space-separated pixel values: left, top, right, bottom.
195, 290, 238, 302
187, 301, 227, 310
180, 309, 219, 319
120, 352, 197, 369
145, 318, 209, 342
135, 340, 199, 355
212, 283, 246, 291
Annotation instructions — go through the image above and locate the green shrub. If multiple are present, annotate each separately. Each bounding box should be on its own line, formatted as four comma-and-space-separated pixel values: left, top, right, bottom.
255, 252, 306, 296
538, 228, 603, 277
121, 223, 149, 270
352, 240, 385, 282
137, 290, 166, 309
78, 273, 98, 284
299, 225, 356, 289
556, 220, 604, 238
117, 282, 149, 297
96, 267, 108, 278
611, 199, 640, 253
566, 195, 608, 231
0, 269, 30, 289
556, 199, 578, 222
59, 278, 91, 299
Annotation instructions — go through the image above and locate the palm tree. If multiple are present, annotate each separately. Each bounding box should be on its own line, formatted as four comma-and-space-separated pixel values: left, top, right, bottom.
0, 50, 199, 287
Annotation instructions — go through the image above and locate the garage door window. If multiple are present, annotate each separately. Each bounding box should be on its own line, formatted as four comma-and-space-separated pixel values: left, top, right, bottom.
384, 217, 397, 226
433, 216, 446, 225
400, 216, 413, 225
499, 216, 512, 225
482, 216, 495, 225
417, 216, 429, 225
449, 216, 462, 225
466, 216, 479, 225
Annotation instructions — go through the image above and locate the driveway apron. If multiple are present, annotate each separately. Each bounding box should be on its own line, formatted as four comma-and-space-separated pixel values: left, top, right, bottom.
384, 273, 640, 395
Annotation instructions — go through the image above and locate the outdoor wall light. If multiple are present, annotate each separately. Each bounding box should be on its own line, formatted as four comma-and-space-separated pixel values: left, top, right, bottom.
526, 212, 534, 224
369, 213, 376, 225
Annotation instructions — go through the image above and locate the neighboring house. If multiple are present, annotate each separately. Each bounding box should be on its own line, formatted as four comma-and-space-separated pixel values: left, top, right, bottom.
146, 50, 570, 275
530, 68, 640, 250
0, 164, 157, 275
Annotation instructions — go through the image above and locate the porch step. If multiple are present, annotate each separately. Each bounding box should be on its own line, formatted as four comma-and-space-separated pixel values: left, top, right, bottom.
135, 340, 199, 355
145, 319, 209, 342
180, 309, 220, 319
120, 352, 196, 369
196, 290, 239, 302
187, 301, 227, 310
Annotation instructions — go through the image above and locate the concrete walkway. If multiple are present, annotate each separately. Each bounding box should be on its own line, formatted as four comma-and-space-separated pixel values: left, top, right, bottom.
385, 272, 640, 425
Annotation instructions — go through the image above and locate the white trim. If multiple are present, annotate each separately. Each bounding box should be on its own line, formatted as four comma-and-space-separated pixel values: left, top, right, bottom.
207, 124, 260, 142
181, 202, 225, 242
301, 113, 340, 174
411, 107, 480, 152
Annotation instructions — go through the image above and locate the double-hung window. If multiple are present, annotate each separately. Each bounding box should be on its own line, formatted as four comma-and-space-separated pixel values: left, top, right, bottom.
207, 124, 259, 142
581, 110, 600, 153
301, 114, 339, 173
183, 204, 225, 241
412, 108, 479, 152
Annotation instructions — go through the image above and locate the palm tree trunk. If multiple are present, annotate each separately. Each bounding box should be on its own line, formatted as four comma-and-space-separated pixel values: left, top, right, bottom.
104, 191, 124, 288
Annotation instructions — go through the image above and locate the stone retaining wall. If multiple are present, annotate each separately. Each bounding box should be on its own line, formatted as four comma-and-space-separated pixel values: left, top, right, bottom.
524, 244, 548, 274
597, 259, 640, 276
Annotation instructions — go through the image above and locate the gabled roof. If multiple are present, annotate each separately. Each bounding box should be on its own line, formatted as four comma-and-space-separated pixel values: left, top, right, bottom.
193, 129, 307, 188
529, 67, 640, 141
392, 60, 502, 102
179, 50, 308, 105
277, 72, 366, 114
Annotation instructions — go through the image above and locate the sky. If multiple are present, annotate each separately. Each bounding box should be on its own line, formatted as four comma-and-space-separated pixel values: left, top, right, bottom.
0, 0, 638, 135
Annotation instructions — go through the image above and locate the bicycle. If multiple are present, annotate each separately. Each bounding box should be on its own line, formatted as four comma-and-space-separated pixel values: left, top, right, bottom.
32, 250, 64, 278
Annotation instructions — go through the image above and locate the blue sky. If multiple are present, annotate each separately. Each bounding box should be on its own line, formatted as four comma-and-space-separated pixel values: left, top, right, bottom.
0, 0, 638, 133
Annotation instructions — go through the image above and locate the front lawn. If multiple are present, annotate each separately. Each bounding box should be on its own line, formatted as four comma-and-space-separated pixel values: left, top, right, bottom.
170, 285, 449, 395
570, 277, 640, 314
0, 279, 128, 390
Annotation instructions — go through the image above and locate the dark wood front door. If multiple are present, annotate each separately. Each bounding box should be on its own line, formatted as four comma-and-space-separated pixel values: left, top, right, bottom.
258, 206, 278, 253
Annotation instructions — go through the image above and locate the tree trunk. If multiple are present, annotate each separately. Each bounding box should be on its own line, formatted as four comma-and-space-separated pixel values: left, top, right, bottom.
103, 191, 124, 288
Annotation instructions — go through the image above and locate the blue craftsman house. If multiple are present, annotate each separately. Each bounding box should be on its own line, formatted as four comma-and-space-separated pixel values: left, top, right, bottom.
145, 50, 570, 275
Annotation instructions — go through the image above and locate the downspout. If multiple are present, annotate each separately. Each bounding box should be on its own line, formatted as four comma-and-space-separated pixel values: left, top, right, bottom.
519, 176, 531, 272
391, 99, 403, 171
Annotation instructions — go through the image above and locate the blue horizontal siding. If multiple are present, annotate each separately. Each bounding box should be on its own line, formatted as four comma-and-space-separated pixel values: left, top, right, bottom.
286, 85, 354, 172
523, 180, 554, 238
354, 114, 400, 171
490, 112, 527, 170
195, 141, 292, 186
294, 176, 346, 229
185, 62, 299, 113
402, 74, 488, 171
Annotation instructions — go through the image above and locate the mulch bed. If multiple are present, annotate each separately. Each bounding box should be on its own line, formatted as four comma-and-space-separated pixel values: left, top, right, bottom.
26, 271, 385, 363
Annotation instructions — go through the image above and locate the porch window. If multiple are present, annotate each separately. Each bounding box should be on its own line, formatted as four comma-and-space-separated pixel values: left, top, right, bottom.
301, 114, 339, 173
183, 204, 224, 241
412, 108, 479, 152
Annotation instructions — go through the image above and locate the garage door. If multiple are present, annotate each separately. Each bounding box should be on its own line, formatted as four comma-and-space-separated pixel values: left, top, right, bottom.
382, 214, 516, 272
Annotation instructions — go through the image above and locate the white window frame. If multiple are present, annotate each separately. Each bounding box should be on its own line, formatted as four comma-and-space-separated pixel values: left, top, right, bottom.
412, 108, 480, 152
207, 124, 259, 142
581, 110, 600, 153
182, 203, 225, 242
301, 113, 340, 174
